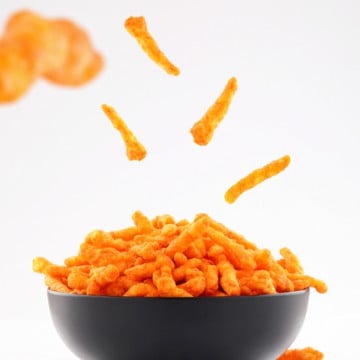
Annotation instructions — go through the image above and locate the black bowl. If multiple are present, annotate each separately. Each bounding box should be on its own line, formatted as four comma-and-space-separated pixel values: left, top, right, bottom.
47, 289, 309, 360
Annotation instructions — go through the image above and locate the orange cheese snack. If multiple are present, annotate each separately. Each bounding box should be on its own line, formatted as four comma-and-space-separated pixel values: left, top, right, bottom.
43, 19, 103, 86
125, 16, 180, 76
190, 77, 238, 145
0, 10, 103, 103
101, 104, 147, 161
225, 155, 291, 204
33, 211, 327, 297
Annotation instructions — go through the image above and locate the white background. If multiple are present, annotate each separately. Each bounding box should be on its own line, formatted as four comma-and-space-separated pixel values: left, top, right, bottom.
0, 0, 359, 358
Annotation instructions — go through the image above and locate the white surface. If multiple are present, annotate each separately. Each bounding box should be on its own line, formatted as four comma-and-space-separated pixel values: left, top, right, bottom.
0, 0, 359, 358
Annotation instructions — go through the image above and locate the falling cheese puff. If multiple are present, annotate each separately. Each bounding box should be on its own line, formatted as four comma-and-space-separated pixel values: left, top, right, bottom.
4, 10, 68, 75
0, 38, 38, 102
43, 19, 103, 86
125, 16, 180, 76
225, 155, 291, 204
190, 77, 238, 145
0, 10, 103, 104
101, 104, 147, 161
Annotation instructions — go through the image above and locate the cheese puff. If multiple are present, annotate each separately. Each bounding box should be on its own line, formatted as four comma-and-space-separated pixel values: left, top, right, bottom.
206, 227, 256, 270
43, 18, 103, 85
277, 347, 324, 360
173, 258, 203, 282
45, 264, 70, 279
188, 216, 209, 237
90, 264, 120, 288
278, 247, 304, 274
164, 230, 193, 258
101, 104, 147, 161
4, 10, 68, 75
173, 252, 188, 267
79, 244, 124, 267
207, 244, 224, 261
201, 263, 219, 295
32, 257, 52, 273
288, 274, 328, 294
152, 214, 176, 229
155, 253, 175, 269
67, 269, 89, 291
132, 210, 154, 233
124, 282, 158, 297
217, 256, 240, 296
132, 241, 160, 261
124, 16, 180, 76
178, 268, 206, 296
105, 276, 138, 296
184, 238, 206, 259
153, 266, 173, 295
124, 261, 157, 281
214, 290, 227, 297
270, 270, 295, 293
160, 224, 178, 236
86, 278, 103, 295
225, 155, 291, 204
110, 227, 139, 241
132, 234, 149, 244
33, 257, 70, 279
0, 39, 37, 103
196, 213, 257, 250
236, 269, 255, 281
253, 249, 294, 292
153, 266, 192, 297
64, 256, 89, 267
190, 77, 238, 145
45, 275, 71, 293
85, 230, 130, 252
241, 270, 276, 295
176, 219, 190, 227
254, 248, 276, 270
165, 218, 207, 257
158, 234, 175, 248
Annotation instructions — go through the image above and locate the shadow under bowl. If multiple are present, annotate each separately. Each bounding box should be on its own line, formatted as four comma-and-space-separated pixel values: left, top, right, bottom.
47, 289, 309, 360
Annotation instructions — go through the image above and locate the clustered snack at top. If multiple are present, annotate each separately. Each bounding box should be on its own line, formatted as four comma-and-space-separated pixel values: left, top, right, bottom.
31, 14, 326, 359
0, 10, 103, 103
33, 210, 327, 297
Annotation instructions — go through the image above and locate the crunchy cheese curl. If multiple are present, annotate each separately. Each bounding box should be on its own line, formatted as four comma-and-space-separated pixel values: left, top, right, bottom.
34, 211, 327, 297
190, 77, 238, 145
225, 155, 291, 204
124, 16, 180, 76
101, 104, 147, 161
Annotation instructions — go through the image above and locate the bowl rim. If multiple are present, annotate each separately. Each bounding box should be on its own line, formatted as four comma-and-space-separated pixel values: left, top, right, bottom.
47, 288, 309, 300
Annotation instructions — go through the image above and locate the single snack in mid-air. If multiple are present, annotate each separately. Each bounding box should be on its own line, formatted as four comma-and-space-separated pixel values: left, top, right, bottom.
190, 77, 238, 145
125, 16, 180, 76
225, 155, 291, 204
0, 10, 103, 103
101, 104, 147, 161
